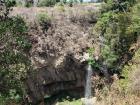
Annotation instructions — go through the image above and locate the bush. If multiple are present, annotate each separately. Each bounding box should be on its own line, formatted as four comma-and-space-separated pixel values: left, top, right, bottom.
0, 1, 31, 104
93, 0, 140, 75
37, 12, 52, 31
57, 99, 82, 105
0, 15, 31, 98
55, 2, 65, 12
67, 0, 80, 3
0, 96, 7, 105
38, 0, 57, 7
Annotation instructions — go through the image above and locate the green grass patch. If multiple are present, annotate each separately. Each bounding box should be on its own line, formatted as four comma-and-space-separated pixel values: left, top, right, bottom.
57, 99, 82, 105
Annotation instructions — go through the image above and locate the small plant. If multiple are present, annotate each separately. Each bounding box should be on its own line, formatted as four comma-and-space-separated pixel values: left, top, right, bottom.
0, 95, 7, 105
9, 89, 22, 103
36, 12, 52, 31
101, 44, 118, 67
58, 99, 82, 105
25, 2, 33, 8
37, 12, 51, 31
87, 48, 99, 69
37, 12, 51, 23
87, 48, 95, 65
55, 2, 65, 12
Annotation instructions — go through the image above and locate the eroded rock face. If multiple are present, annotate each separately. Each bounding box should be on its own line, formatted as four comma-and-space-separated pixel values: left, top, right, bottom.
26, 54, 86, 104
16, 6, 98, 104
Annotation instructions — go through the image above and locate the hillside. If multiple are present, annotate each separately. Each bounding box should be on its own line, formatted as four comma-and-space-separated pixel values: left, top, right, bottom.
0, 1, 140, 105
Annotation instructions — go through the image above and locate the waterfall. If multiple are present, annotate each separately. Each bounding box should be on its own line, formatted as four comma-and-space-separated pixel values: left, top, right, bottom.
85, 64, 93, 105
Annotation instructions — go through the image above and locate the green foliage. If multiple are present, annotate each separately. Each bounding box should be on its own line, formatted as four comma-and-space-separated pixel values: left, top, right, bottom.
5, 0, 16, 7
9, 89, 22, 102
0, 95, 7, 105
55, 3, 65, 12
94, 11, 113, 34
25, 2, 33, 8
14, 1, 24, 7
129, 3, 140, 33
87, 48, 95, 58
87, 48, 100, 68
37, 12, 51, 23
0, 15, 31, 95
94, 0, 140, 73
0, 16, 31, 51
67, 0, 80, 3
0, 1, 11, 19
87, 48, 95, 65
37, 12, 52, 31
58, 99, 82, 105
118, 49, 140, 90
56, 1, 65, 6
119, 65, 132, 90
38, 0, 57, 7
101, 45, 118, 67
102, 0, 136, 13
61, 0, 67, 3
0, 2, 31, 104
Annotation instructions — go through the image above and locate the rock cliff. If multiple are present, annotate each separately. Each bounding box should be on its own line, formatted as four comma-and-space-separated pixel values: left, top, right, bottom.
11, 5, 100, 104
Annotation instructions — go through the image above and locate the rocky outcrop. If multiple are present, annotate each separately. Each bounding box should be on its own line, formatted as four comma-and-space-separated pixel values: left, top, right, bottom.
26, 21, 95, 104
25, 54, 87, 104
11, 5, 100, 104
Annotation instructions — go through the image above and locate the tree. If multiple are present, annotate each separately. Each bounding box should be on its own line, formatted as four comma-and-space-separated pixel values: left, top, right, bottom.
93, 0, 139, 75
80, 0, 83, 3
0, 1, 31, 103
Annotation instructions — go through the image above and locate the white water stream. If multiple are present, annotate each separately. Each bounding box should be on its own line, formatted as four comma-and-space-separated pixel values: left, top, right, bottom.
85, 64, 93, 105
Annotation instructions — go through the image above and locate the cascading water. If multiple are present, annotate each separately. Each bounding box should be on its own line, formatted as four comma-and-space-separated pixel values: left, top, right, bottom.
85, 64, 93, 105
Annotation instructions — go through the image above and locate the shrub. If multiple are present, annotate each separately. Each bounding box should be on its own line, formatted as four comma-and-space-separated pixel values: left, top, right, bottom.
67, 0, 80, 3
96, 83, 140, 105
93, 0, 140, 75
55, 2, 65, 12
36, 12, 52, 31
57, 99, 82, 105
38, 0, 57, 7
0, 95, 7, 105
69, 10, 98, 25
96, 48, 140, 104
0, 1, 31, 104
0, 15, 31, 98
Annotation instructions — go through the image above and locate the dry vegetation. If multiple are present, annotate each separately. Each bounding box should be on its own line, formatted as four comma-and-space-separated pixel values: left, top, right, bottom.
95, 48, 140, 105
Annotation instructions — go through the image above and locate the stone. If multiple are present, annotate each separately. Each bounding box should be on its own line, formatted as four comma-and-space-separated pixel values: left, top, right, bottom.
81, 97, 97, 105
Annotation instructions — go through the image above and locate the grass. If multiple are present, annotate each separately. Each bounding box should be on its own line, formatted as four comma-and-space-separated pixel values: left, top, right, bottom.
57, 99, 82, 105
